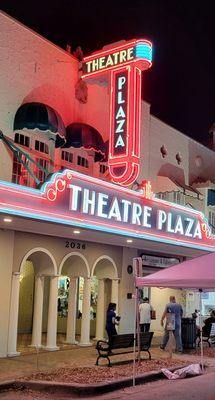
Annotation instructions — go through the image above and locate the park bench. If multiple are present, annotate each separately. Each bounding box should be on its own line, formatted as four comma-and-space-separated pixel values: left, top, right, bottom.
198, 322, 215, 347
96, 331, 154, 366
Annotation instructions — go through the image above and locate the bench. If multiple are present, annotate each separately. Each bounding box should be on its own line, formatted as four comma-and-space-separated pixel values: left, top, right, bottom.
198, 322, 215, 347
96, 332, 154, 366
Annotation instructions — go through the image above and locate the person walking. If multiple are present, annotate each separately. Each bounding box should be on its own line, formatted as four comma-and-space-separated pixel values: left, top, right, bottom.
105, 302, 119, 344
139, 297, 153, 332
160, 295, 183, 352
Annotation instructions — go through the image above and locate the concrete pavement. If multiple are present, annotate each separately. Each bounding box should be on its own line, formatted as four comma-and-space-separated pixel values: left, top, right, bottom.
1, 368, 215, 399
0, 339, 215, 399
92, 367, 215, 400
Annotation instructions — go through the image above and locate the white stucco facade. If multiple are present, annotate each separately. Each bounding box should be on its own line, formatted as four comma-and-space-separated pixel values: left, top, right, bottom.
0, 11, 215, 358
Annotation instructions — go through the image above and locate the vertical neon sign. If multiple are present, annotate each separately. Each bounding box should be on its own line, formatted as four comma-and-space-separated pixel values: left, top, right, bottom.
82, 39, 153, 186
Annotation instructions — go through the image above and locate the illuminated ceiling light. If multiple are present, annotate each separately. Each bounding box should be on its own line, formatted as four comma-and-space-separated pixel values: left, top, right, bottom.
73, 230, 80, 234
3, 217, 12, 223
126, 239, 133, 243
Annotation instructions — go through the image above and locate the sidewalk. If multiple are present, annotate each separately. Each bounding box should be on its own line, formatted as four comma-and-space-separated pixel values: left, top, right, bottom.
0, 341, 213, 383
1, 332, 215, 383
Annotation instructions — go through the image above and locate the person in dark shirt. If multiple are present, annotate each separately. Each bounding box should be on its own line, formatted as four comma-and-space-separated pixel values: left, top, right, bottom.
198, 310, 215, 337
106, 302, 119, 343
160, 296, 183, 352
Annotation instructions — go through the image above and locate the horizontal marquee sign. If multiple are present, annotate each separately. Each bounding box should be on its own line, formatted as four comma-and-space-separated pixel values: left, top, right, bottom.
0, 170, 214, 251
82, 39, 153, 186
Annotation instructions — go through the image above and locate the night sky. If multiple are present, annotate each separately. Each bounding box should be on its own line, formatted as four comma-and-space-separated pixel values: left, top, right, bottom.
1, 0, 215, 144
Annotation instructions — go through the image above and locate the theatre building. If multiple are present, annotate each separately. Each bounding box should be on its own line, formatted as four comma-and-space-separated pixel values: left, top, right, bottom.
1, 11, 215, 358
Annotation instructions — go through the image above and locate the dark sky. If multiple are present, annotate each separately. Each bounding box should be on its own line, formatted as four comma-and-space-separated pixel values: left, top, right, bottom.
1, 0, 215, 144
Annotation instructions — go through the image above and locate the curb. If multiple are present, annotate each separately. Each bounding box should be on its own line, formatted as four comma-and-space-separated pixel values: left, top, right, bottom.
0, 365, 188, 396
0, 381, 15, 391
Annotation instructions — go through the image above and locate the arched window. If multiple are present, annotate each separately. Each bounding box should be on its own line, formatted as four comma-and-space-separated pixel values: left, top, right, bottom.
12, 133, 30, 186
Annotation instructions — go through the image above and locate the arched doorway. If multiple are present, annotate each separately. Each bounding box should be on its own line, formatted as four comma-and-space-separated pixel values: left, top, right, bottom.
59, 253, 91, 346
91, 256, 119, 341
8, 247, 57, 356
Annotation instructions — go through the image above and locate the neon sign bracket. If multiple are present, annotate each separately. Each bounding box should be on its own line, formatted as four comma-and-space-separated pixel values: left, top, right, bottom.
82, 39, 153, 186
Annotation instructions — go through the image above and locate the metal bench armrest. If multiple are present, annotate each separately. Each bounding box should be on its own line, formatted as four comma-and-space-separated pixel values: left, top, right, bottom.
96, 340, 111, 367
96, 340, 109, 351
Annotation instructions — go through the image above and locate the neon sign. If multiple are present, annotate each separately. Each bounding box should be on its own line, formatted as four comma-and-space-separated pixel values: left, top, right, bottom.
0, 170, 214, 251
82, 39, 153, 186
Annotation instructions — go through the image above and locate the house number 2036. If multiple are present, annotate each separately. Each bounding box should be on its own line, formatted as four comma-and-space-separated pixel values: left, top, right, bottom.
65, 241, 86, 250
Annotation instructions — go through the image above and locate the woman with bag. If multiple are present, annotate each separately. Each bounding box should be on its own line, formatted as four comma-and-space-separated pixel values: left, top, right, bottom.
139, 297, 155, 332
105, 303, 120, 344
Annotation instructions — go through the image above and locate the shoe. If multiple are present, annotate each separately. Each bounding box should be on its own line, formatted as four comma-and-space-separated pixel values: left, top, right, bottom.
160, 345, 165, 350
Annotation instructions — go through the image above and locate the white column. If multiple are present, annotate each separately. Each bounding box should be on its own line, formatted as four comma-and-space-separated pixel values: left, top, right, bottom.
31, 275, 44, 348
111, 279, 119, 313
66, 277, 78, 344
95, 279, 105, 340
7, 272, 20, 357
46, 275, 59, 351
80, 277, 92, 346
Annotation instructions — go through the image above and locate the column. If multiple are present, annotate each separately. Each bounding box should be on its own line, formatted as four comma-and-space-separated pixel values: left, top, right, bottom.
46, 275, 59, 351
66, 277, 78, 344
95, 279, 105, 340
7, 272, 20, 357
80, 277, 92, 346
30, 275, 44, 348
111, 279, 119, 313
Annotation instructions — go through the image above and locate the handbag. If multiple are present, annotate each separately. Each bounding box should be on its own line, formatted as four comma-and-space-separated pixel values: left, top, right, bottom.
150, 310, 156, 320
165, 313, 175, 330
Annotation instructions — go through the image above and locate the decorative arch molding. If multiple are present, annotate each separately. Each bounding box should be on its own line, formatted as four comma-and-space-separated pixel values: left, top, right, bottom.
19, 247, 57, 275
59, 252, 90, 277
91, 255, 118, 279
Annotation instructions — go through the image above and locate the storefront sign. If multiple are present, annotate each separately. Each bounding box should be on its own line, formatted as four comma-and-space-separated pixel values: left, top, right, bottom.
0, 169, 214, 251
82, 39, 153, 186
140, 254, 180, 268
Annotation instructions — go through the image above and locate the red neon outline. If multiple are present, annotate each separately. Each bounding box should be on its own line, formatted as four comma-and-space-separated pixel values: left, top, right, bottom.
0, 170, 208, 219
81, 38, 152, 187
0, 201, 213, 249
82, 58, 152, 79
0, 194, 211, 246
0, 169, 214, 249
109, 65, 141, 185
82, 39, 152, 79
109, 66, 129, 160
0, 185, 45, 200
83, 39, 152, 61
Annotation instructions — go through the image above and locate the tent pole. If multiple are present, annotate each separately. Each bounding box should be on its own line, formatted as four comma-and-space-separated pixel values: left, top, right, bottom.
133, 287, 137, 387
199, 289, 204, 371
137, 289, 141, 363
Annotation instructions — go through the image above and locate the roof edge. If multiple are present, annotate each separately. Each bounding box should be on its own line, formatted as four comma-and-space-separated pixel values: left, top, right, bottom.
0, 10, 78, 62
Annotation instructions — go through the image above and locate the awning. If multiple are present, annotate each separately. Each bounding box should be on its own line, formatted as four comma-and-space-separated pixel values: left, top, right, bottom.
155, 176, 183, 193
172, 178, 202, 197
14, 102, 66, 148
65, 123, 106, 161
156, 176, 201, 197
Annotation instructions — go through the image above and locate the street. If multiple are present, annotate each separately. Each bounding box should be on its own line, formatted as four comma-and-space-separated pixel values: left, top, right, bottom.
1, 369, 215, 400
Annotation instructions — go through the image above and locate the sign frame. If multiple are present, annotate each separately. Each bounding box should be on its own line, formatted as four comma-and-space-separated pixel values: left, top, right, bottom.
0, 169, 214, 252
82, 39, 153, 186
